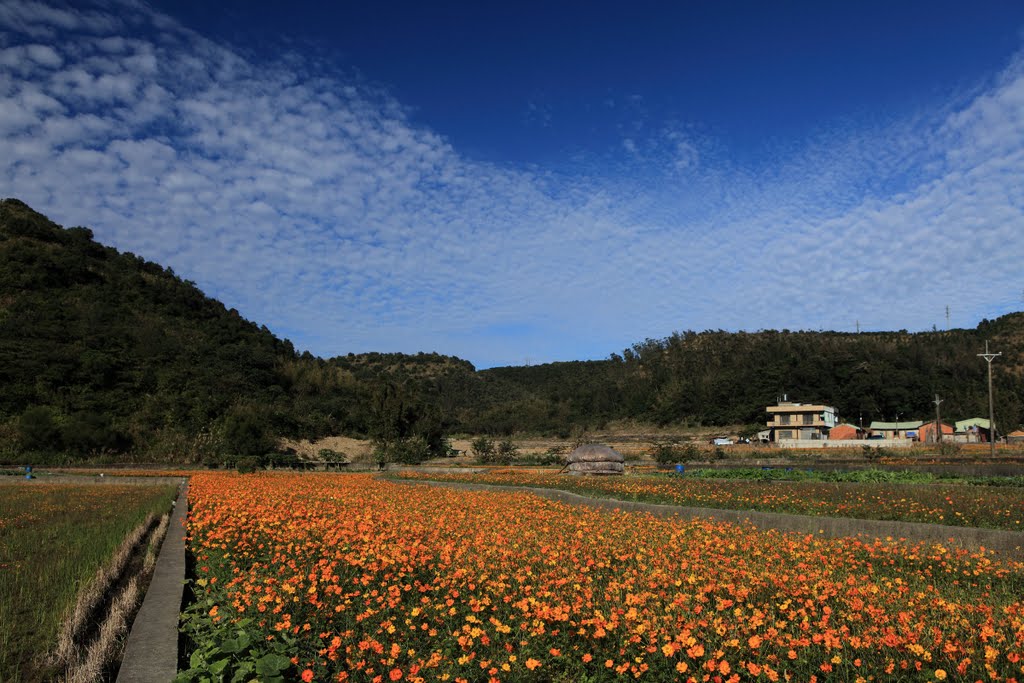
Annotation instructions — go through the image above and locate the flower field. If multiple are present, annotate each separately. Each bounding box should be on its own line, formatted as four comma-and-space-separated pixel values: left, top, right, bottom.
392, 470, 1024, 530
179, 473, 1024, 682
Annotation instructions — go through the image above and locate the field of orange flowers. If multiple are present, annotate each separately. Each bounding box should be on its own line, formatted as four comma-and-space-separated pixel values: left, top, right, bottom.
392, 470, 1024, 531
177, 472, 1024, 682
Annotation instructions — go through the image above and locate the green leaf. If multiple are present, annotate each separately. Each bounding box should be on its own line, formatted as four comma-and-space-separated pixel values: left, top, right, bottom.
254, 653, 290, 676
209, 658, 229, 675
190, 650, 206, 669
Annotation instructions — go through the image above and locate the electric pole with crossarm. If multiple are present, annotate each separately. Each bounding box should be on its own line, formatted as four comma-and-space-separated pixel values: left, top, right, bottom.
978, 341, 1002, 459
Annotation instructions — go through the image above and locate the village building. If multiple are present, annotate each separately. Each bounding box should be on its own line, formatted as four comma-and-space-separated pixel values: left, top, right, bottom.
954, 417, 992, 443
828, 423, 864, 440
868, 420, 924, 440
766, 400, 837, 442
917, 421, 955, 443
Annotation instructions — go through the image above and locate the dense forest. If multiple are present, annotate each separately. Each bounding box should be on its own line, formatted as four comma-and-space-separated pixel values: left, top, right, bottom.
2, 198, 1022, 462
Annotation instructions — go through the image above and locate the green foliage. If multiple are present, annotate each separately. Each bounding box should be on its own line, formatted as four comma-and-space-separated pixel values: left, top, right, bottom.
513, 451, 564, 466
17, 405, 60, 452
651, 440, 703, 464
650, 439, 681, 465
495, 439, 519, 464
220, 406, 275, 457
0, 199, 296, 462
471, 436, 495, 464
176, 598, 297, 683
234, 456, 263, 474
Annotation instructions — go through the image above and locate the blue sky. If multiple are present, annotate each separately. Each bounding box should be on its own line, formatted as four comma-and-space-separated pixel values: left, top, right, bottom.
2, 1, 1024, 368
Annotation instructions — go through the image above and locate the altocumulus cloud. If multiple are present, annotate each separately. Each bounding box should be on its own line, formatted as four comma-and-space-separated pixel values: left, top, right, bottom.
1, 1, 1023, 367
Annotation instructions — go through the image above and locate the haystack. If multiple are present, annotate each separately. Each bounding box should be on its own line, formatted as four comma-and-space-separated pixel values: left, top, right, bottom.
564, 443, 625, 475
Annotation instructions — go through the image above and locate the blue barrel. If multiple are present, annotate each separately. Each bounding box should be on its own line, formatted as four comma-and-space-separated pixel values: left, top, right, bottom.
675, 464, 685, 474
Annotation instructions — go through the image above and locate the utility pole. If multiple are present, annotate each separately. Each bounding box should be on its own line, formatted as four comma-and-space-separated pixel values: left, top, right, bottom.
856, 320, 860, 334
933, 394, 943, 445
978, 341, 1002, 459
945, 305, 950, 329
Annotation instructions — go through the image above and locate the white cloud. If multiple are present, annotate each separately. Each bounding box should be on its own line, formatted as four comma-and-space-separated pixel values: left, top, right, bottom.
1, 0, 1022, 367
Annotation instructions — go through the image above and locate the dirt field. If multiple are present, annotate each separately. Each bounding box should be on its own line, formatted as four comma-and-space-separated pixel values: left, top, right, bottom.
279, 436, 375, 461
281, 426, 752, 465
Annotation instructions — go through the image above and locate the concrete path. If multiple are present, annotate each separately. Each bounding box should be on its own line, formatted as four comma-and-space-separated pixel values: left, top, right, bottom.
117, 479, 189, 682
389, 478, 1024, 561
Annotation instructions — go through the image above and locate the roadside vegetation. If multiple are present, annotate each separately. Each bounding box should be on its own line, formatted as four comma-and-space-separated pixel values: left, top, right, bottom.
0, 482, 177, 681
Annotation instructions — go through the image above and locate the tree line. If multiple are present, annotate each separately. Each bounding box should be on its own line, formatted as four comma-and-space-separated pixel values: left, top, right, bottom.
2, 198, 1021, 463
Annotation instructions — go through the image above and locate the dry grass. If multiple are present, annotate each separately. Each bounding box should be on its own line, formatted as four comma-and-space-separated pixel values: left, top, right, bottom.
52, 509, 172, 681
143, 513, 170, 574
63, 577, 140, 683
279, 435, 374, 461
53, 515, 155, 666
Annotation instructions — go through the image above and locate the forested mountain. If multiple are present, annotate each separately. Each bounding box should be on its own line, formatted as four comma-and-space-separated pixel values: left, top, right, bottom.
470, 321, 1024, 434
2, 198, 1021, 462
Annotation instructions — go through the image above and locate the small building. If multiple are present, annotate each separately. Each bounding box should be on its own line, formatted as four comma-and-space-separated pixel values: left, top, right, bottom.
828, 423, 864, 441
917, 421, 955, 443
869, 420, 924, 440
954, 418, 992, 443
1006, 429, 1024, 444
767, 400, 837, 442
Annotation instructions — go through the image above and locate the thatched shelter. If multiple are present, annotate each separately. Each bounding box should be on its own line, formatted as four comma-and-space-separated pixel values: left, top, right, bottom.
564, 443, 625, 475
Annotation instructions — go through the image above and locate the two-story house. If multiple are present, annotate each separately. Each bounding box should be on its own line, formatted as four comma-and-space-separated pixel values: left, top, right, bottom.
766, 400, 837, 442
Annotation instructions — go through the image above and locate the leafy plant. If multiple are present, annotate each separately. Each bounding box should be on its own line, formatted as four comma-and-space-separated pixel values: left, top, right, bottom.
495, 439, 519, 464
471, 436, 496, 464
176, 588, 297, 683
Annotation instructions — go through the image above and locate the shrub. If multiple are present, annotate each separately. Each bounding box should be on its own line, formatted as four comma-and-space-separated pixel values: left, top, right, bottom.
680, 443, 701, 462
650, 441, 681, 465
937, 440, 962, 458
235, 456, 263, 474
318, 448, 348, 461
471, 436, 496, 464
495, 439, 519, 465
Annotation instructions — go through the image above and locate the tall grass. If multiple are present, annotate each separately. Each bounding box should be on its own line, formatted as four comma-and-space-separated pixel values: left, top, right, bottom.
0, 483, 177, 682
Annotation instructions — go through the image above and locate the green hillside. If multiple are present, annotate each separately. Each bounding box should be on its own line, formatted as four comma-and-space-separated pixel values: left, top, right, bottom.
468, 322, 1024, 434
2, 199, 1021, 462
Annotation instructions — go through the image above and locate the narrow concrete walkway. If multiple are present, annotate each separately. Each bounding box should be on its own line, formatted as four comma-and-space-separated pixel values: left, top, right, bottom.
117, 479, 189, 682
389, 478, 1024, 561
